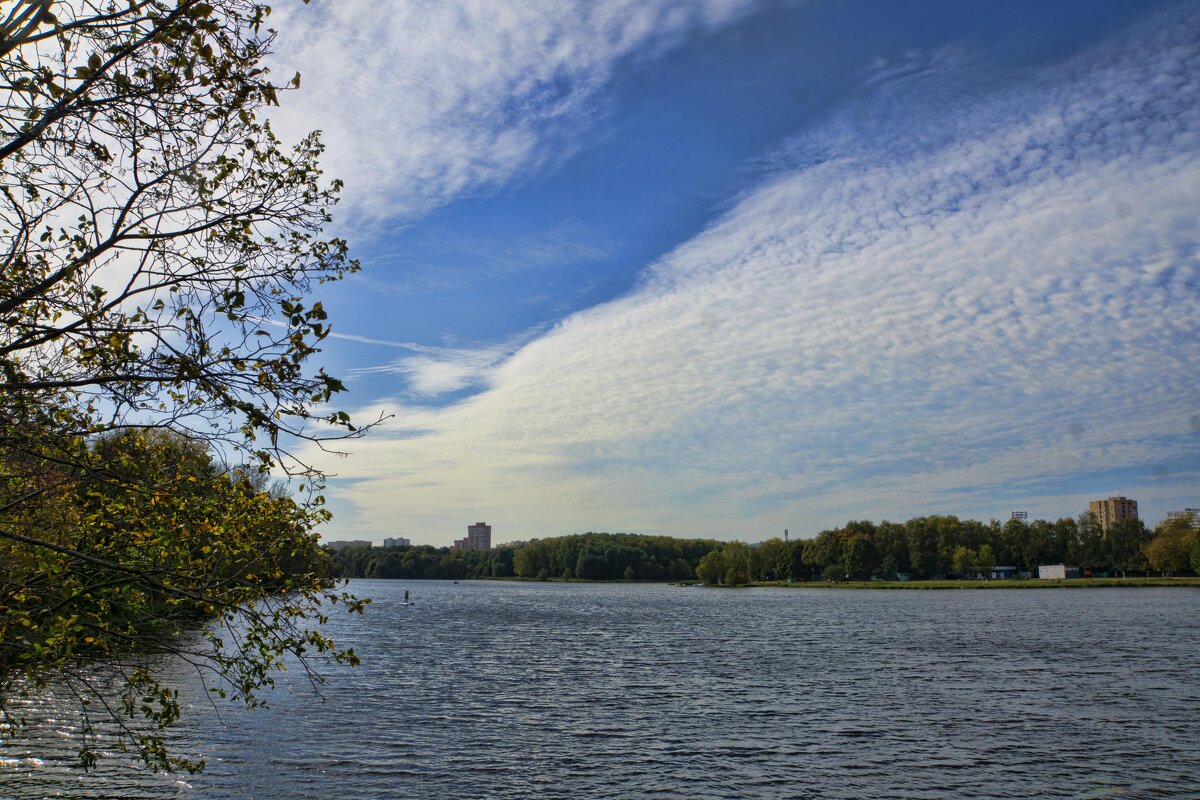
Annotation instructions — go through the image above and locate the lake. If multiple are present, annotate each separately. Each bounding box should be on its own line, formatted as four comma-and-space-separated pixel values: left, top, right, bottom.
3, 581, 1199, 798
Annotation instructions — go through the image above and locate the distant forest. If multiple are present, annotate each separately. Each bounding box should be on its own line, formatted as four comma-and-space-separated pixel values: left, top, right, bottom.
328, 514, 1198, 584
329, 532, 718, 582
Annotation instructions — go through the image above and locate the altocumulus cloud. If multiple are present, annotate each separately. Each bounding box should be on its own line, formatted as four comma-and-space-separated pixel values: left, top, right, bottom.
307, 8, 1200, 541
269, 0, 764, 224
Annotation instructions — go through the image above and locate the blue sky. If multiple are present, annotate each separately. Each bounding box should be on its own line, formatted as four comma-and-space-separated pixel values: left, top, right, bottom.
266, 0, 1199, 545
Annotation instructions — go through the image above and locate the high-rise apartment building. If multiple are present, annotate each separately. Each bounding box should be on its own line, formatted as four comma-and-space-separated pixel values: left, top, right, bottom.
1088, 496, 1138, 533
454, 522, 492, 550
468, 522, 491, 549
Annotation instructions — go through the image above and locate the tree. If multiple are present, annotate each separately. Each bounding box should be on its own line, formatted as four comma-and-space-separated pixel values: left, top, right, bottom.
490, 548, 513, 578
952, 545, 977, 578
1073, 513, 1105, 570
1, 0, 365, 461
695, 550, 722, 585
721, 541, 753, 585
874, 521, 909, 578
2, 428, 364, 771
976, 543, 997, 576
1, 0, 371, 772
756, 537, 787, 581
723, 566, 750, 587
692, 543, 753, 586
778, 539, 802, 580
513, 542, 547, 578
668, 557, 693, 580
1145, 517, 1196, 575
905, 518, 940, 578
1106, 518, 1150, 577
575, 547, 607, 581
1191, 528, 1200, 575
1021, 519, 1058, 570
841, 534, 875, 580
805, 529, 843, 577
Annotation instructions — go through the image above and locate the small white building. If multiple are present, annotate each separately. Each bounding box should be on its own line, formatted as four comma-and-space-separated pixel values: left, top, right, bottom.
1038, 564, 1081, 580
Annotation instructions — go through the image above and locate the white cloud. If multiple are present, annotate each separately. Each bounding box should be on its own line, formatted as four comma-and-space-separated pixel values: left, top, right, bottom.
352, 332, 538, 398
307, 7, 1200, 544
268, 0, 765, 225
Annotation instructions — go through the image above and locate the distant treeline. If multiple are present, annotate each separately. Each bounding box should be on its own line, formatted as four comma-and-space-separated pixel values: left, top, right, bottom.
695, 514, 1191, 586
510, 533, 719, 580
328, 532, 720, 581
328, 514, 1199, 585
330, 543, 509, 580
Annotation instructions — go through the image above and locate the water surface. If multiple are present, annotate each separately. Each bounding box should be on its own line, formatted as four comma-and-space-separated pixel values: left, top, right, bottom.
3, 581, 1199, 798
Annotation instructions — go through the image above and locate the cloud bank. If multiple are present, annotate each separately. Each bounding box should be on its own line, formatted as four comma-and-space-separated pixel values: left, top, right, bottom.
309, 7, 1200, 542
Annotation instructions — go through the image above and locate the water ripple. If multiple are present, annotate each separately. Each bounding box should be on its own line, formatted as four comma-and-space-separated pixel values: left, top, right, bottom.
3, 583, 1199, 798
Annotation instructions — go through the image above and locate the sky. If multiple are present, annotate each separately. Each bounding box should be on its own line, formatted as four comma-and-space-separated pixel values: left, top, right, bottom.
263, 0, 1199, 546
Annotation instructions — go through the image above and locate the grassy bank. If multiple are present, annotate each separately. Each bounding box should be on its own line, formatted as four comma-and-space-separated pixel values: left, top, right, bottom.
750, 576, 1200, 589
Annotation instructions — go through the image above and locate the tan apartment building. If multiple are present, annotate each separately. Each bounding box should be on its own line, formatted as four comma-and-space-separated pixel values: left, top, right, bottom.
454, 521, 492, 551
1088, 496, 1138, 533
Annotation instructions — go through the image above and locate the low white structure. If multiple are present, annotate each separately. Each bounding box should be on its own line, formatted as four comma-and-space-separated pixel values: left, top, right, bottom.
1038, 564, 1081, 580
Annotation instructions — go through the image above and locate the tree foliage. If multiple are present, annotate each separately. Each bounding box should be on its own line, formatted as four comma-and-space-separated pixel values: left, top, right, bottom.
1, 0, 370, 771
510, 532, 717, 581
1192, 527, 1200, 575
367, 513, 1176, 588
693, 513, 1167, 585
330, 533, 719, 584
1, 0, 360, 464
332, 511, 1187, 592
1, 428, 364, 772
1144, 517, 1196, 575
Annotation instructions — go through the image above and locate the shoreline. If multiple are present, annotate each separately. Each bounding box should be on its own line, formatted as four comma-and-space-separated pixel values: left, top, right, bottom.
348, 576, 1200, 589
749, 577, 1200, 590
